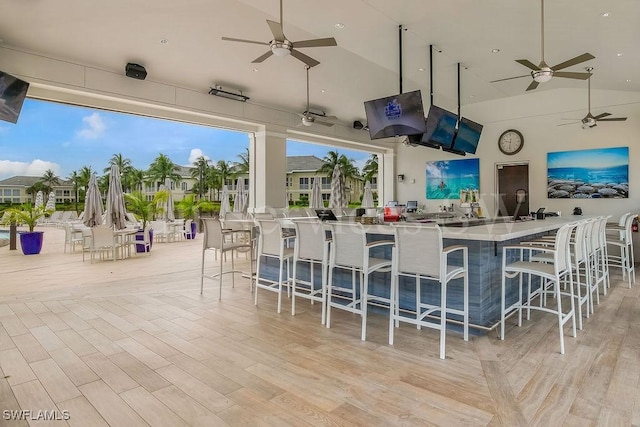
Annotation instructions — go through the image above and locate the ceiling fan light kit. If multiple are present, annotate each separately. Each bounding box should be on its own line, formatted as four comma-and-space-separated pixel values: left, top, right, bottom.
270, 40, 291, 56
532, 68, 553, 83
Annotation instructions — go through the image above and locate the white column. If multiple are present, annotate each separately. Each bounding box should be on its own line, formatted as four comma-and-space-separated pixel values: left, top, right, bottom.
250, 127, 288, 212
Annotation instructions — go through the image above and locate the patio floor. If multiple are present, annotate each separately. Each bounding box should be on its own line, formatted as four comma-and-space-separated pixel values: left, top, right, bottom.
1, 226, 639, 425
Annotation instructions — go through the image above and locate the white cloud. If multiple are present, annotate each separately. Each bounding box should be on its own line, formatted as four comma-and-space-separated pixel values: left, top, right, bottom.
76, 112, 106, 139
0, 159, 61, 180
187, 148, 210, 165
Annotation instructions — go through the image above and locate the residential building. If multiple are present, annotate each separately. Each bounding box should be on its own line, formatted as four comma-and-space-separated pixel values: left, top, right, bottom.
0, 176, 74, 205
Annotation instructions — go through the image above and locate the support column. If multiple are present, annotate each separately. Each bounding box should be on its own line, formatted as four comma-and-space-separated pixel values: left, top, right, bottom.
379, 151, 396, 207
250, 127, 288, 212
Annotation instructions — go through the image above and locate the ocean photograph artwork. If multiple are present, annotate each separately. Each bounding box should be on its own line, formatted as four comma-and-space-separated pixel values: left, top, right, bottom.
547, 147, 629, 199
426, 158, 480, 200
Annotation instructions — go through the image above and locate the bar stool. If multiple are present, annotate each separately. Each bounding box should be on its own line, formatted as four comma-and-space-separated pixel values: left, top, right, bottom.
291, 219, 330, 323
588, 216, 610, 310
325, 222, 393, 341
389, 224, 469, 360
254, 219, 294, 313
606, 213, 636, 287
501, 222, 577, 354
200, 218, 254, 300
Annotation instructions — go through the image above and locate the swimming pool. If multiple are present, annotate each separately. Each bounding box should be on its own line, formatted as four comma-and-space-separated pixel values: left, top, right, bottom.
0, 229, 9, 239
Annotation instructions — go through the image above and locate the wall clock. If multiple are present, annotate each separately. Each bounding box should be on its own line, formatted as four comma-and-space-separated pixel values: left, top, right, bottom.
498, 129, 524, 155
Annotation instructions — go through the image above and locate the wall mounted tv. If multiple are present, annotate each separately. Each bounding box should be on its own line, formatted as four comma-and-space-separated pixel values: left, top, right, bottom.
451, 116, 483, 155
0, 71, 29, 124
363, 90, 427, 140
422, 104, 458, 150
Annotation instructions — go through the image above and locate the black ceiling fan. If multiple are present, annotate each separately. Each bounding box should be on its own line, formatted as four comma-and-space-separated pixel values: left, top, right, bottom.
298, 66, 336, 127
491, 0, 594, 91
221, 0, 337, 68
559, 67, 628, 129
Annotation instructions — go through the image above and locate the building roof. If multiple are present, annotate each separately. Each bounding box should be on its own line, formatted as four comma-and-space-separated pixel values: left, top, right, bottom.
0, 176, 71, 187
286, 156, 326, 173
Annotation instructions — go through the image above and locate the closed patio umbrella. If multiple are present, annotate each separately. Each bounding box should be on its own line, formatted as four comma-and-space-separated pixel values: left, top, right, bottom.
82, 174, 103, 227
361, 181, 375, 208
219, 185, 230, 218
34, 190, 44, 210
158, 184, 175, 221
328, 164, 346, 209
309, 177, 323, 209
233, 178, 245, 215
106, 164, 127, 230
45, 191, 56, 212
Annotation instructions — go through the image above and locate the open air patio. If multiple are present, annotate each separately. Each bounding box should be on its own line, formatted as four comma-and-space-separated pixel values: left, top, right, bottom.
1, 226, 639, 425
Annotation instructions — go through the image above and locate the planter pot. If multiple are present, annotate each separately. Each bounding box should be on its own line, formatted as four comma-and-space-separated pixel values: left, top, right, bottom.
135, 228, 154, 253
185, 221, 197, 239
19, 231, 44, 255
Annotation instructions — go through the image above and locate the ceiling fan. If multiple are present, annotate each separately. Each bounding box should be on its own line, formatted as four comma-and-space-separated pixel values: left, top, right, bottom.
298, 66, 336, 127
221, 0, 337, 68
491, 0, 594, 91
559, 67, 628, 129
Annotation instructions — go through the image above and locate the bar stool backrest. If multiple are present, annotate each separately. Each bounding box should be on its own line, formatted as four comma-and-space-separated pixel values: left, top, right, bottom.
256, 219, 285, 257
622, 213, 636, 243
327, 222, 366, 269
202, 218, 224, 250
554, 222, 577, 274
393, 224, 443, 278
293, 220, 325, 261
572, 219, 590, 263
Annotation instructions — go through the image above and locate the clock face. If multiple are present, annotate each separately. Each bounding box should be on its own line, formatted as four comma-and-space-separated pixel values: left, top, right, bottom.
498, 129, 524, 155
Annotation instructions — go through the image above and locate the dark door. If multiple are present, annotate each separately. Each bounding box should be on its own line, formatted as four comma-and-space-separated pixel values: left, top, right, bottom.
497, 164, 529, 217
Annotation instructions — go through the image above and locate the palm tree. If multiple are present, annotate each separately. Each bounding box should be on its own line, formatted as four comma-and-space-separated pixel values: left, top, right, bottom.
26, 182, 47, 203
215, 160, 232, 194
362, 154, 378, 183
127, 168, 145, 192
78, 166, 93, 201
67, 170, 81, 213
39, 169, 60, 194
235, 147, 250, 175
191, 156, 211, 201
317, 150, 360, 180
104, 153, 133, 191
147, 153, 182, 189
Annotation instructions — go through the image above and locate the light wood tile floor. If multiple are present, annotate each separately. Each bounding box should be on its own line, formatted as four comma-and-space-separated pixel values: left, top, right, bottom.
1, 227, 639, 426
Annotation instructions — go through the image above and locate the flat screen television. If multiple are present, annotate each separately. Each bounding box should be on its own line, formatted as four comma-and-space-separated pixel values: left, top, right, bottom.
364, 90, 427, 140
451, 116, 483, 154
422, 104, 458, 149
0, 71, 29, 124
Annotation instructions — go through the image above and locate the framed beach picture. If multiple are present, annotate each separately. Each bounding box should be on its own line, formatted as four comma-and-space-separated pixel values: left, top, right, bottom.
426, 158, 480, 200
547, 147, 629, 199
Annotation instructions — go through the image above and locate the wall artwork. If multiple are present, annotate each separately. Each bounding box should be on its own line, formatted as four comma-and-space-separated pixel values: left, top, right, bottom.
547, 146, 629, 199
426, 158, 480, 200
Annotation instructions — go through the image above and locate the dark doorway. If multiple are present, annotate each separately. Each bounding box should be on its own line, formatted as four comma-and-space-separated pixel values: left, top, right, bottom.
497, 164, 529, 217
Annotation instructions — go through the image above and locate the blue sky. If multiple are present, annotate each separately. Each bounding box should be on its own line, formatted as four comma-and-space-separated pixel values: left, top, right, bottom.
547, 147, 629, 169
0, 99, 371, 180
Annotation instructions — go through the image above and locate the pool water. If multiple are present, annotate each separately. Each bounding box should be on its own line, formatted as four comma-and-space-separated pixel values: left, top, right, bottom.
0, 230, 9, 239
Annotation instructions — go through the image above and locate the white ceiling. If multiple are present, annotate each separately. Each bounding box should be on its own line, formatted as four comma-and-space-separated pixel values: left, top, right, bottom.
1, 0, 638, 126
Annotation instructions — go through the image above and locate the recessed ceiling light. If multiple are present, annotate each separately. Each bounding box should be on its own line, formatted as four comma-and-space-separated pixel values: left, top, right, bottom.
626, 79, 631, 83
334, 23, 345, 29
418, 67, 425, 72
321, 89, 326, 93
491, 48, 500, 53
469, 95, 475, 98
617, 53, 623, 57
160, 39, 168, 44
252, 68, 259, 72
600, 12, 610, 17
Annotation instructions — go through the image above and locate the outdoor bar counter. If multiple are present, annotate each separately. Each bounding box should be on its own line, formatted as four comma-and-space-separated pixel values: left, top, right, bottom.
359, 216, 576, 331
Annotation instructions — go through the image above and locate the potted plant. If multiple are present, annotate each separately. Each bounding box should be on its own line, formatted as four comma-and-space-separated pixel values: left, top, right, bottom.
177, 194, 213, 239
124, 191, 160, 252
1, 203, 51, 255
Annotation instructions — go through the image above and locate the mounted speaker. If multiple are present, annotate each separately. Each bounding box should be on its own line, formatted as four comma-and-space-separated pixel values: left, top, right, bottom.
125, 63, 147, 80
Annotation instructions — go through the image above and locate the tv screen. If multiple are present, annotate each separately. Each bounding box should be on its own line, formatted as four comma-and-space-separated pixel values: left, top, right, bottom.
0, 71, 29, 124
451, 116, 483, 154
364, 90, 427, 140
422, 104, 458, 149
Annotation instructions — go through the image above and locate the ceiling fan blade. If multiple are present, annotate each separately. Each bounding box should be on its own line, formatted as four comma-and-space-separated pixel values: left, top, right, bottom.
553, 71, 591, 80
560, 118, 582, 121
557, 122, 581, 126
593, 112, 611, 120
293, 37, 338, 48
515, 59, 540, 71
314, 120, 335, 127
221, 37, 269, 46
551, 53, 595, 71
251, 50, 274, 63
291, 49, 320, 68
490, 75, 530, 83
598, 117, 627, 122
266, 20, 285, 41
525, 80, 540, 91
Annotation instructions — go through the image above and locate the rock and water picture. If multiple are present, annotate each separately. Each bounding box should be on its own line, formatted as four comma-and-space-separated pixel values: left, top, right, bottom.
547, 147, 629, 199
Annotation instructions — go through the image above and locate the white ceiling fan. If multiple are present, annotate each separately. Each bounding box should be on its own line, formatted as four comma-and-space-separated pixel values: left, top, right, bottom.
297, 66, 336, 127
491, 0, 594, 91
221, 0, 337, 68
559, 67, 628, 129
